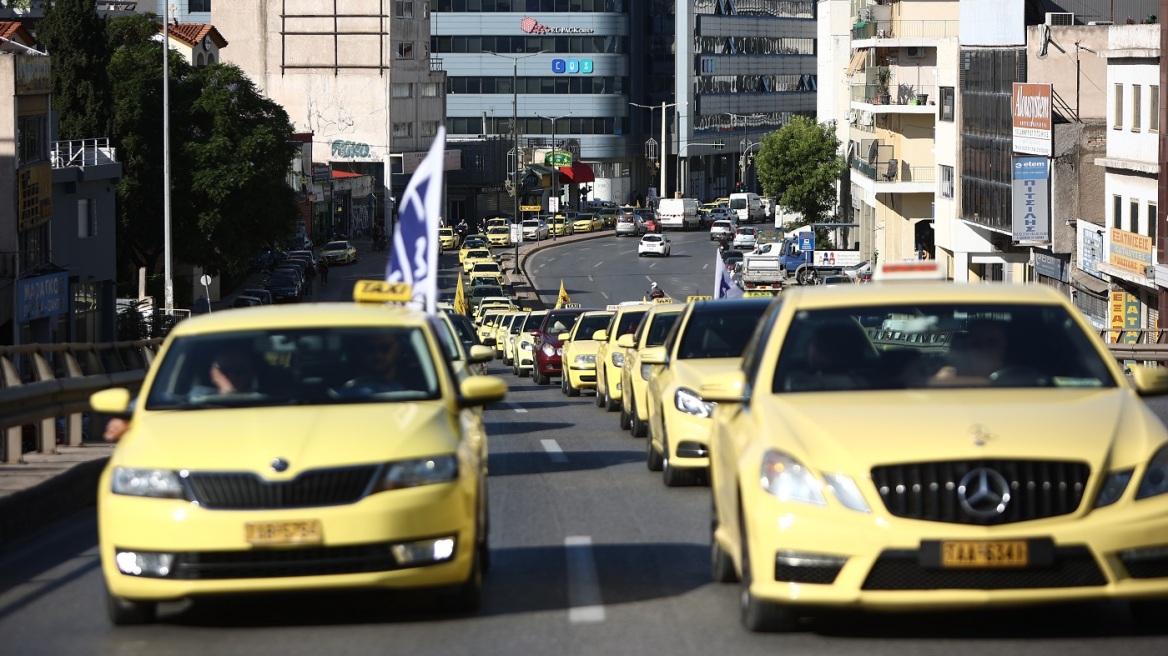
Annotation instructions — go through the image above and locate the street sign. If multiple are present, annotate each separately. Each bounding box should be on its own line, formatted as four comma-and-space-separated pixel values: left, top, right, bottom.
550, 197, 560, 213
520, 205, 541, 212
199, 274, 212, 286
545, 150, 573, 167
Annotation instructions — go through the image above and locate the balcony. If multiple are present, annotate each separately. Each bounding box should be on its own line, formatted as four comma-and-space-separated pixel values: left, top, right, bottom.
852, 19, 959, 42
51, 138, 118, 169
850, 144, 934, 193
850, 83, 934, 110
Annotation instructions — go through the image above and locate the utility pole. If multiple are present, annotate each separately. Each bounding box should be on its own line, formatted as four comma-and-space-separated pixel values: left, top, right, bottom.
162, 0, 173, 313
632, 102, 679, 200
539, 113, 570, 240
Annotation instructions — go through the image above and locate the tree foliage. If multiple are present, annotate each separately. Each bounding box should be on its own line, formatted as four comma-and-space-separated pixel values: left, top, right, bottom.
753, 115, 845, 226
36, 0, 111, 140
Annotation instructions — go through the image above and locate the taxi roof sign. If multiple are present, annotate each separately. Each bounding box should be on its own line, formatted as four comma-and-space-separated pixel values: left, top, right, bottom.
686, 295, 713, 302
873, 260, 946, 282
353, 280, 413, 304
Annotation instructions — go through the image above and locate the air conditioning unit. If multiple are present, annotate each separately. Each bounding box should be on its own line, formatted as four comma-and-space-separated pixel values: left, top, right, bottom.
846, 110, 859, 124
859, 111, 874, 126
1045, 12, 1074, 26
904, 46, 923, 58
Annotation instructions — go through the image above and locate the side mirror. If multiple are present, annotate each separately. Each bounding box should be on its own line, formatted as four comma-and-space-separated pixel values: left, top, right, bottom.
467, 345, 495, 365
1130, 364, 1168, 396
481, 337, 497, 347
616, 334, 636, 349
90, 388, 133, 418
699, 370, 748, 403
592, 329, 609, 342
458, 375, 508, 408
640, 346, 668, 365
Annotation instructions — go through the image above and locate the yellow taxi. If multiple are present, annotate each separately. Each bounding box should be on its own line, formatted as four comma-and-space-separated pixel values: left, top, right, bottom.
643, 297, 772, 486
435, 310, 496, 380
462, 248, 495, 274
594, 303, 650, 412
468, 261, 506, 287
559, 310, 614, 397
438, 227, 460, 251
513, 310, 547, 377
618, 302, 683, 436
89, 281, 507, 625
487, 226, 512, 247
485, 217, 510, 231
489, 311, 519, 360
500, 311, 528, 367
700, 264, 1168, 631
473, 298, 515, 325
476, 310, 506, 345
458, 238, 488, 265
572, 213, 605, 233
549, 216, 574, 237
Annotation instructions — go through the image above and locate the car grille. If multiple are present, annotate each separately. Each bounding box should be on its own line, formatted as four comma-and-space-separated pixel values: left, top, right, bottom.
871, 459, 1090, 525
184, 465, 381, 510
775, 561, 842, 584
861, 547, 1106, 590
1119, 549, 1168, 579
169, 542, 402, 579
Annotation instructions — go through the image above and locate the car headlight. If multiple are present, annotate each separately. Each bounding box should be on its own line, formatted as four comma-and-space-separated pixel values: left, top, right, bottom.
377, 455, 459, 492
1136, 444, 1168, 500
823, 473, 870, 512
760, 450, 826, 506
574, 354, 596, 366
521, 342, 533, 351
111, 467, 186, 499
611, 352, 624, 367
674, 387, 714, 418
556, 347, 564, 356
542, 343, 556, 357
1096, 469, 1134, 507
640, 363, 653, 380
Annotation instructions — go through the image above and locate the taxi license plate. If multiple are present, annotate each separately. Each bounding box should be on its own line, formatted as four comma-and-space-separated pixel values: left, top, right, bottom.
940, 540, 1028, 568
245, 520, 323, 546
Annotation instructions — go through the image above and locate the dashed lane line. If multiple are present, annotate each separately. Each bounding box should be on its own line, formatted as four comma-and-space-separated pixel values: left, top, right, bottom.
541, 439, 568, 463
565, 536, 605, 624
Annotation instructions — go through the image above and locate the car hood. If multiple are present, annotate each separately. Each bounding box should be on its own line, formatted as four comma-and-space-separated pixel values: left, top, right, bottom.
757, 388, 1165, 471
116, 403, 458, 473
671, 357, 742, 390
566, 339, 602, 355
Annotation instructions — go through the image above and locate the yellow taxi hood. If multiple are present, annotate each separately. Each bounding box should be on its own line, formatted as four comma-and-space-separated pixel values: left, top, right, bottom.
116, 403, 456, 472
763, 388, 1165, 471
569, 340, 603, 355
672, 357, 742, 388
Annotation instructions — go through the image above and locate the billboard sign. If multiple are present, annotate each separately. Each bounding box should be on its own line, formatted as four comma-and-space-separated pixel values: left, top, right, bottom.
1013, 83, 1053, 156
17, 271, 69, 324
1011, 157, 1050, 244
1108, 227, 1154, 276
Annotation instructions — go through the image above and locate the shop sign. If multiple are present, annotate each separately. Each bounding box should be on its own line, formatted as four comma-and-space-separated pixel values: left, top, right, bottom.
17, 271, 69, 323
312, 164, 332, 182
1034, 251, 1068, 282
17, 162, 53, 231
545, 151, 573, 167
1010, 157, 1049, 244
1109, 290, 1141, 344
551, 58, 593, 74
519, 17, 594, 34
1012, 83, 1052, 156
1108, 227, 1154, 276
15, 55, 51, 95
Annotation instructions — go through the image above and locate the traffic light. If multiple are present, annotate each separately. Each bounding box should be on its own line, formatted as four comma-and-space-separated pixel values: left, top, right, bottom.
735, 181, 745, 193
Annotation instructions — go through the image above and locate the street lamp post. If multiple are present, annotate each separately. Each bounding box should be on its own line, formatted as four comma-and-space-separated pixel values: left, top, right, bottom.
538, 112, 571, 240
632, 101, 678, 201
487, 50, 547, 273
727, 113, 763, 192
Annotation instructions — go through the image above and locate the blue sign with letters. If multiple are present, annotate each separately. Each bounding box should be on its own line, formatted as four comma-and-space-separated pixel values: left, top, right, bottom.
17, 271, 69, 323
552, 59, 592, 74
799, 234, 815, 252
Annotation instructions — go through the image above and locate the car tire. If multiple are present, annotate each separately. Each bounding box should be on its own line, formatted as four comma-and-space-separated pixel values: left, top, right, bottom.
631, 406, 648, 438
561, 375, 569, 395
662, 435, 693, 487
739, 515, 797, 632
566, 376, 581, 397
604, 389, 620, 412
619, 405, 631, 430
534, 371, 547, 385
646, 435, 664, 471
107, 591, 157, 626
595, 381, 606, 406
712, 536, 739, 584
443, 548, 483, 614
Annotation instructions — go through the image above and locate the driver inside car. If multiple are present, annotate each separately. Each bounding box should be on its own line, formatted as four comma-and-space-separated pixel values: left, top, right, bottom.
932, 319, 1010, 382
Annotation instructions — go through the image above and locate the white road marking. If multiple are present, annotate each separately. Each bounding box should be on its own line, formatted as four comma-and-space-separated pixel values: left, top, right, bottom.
703, 263, 709, 270
649, 262, 657, 268
565, 536, 605, 624
601, 291, 609, 299
508, 401, 528, 414
588, 275, 594, 282
645, 275, 653, 282
541, 439, 568, 463
593, 261, 604, 268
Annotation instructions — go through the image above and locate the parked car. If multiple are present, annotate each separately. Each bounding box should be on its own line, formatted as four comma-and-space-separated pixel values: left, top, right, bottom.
241, 288, 273, 305
230, 295, 263, 309
320, 240, 357, 265
521, 219, 550, 241
572, 214, 604, 233
615, 213, 647, 237
263, 274, 301, 303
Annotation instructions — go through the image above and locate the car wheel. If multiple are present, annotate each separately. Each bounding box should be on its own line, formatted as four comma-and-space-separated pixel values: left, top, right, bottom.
631, 406, 648, 438
534, 371, 547, 385
566, 375, 581, 397
739, 514, 797, 632
107, 591, 157, 626
711, 511, 739, 584
662, 435, 693, 487
443, 547, 483, 614
561, 374, 569, 395
619, 404, 631, 430
604, 389, 620, 412
595, 381, 606, 407
512, 361, 519, 376
646, 433, 664, 471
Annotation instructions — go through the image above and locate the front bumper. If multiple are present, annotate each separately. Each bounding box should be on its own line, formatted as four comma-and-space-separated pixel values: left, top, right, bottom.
568, 365, 598, 389
660, 403, 711, 470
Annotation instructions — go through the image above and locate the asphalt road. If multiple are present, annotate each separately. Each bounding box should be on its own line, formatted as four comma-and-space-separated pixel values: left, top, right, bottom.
2, 236, 1167, 655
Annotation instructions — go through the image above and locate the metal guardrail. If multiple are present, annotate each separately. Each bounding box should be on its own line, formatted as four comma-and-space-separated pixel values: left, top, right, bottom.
0, 340, 161, 464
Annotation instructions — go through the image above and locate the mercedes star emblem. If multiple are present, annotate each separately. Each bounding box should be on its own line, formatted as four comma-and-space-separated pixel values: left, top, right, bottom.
271, 457, 290, 473
957, 467, 1011, 519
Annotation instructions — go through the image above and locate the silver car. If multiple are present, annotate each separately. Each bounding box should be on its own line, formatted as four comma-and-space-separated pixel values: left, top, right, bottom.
614, 213, 646, 237
522, 219, 550, 241
709, 219, 737, 241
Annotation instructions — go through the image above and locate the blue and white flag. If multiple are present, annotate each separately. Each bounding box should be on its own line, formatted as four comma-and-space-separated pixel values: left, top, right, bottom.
387, 127, 446, 314
714, 249, 743, 299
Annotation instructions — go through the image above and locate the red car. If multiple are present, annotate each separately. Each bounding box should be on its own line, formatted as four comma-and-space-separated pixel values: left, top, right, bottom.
532, 308, 592, 385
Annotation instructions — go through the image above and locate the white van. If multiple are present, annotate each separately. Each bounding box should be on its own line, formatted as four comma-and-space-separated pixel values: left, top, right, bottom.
655, 198, 700, 230
728, 192, 765, 224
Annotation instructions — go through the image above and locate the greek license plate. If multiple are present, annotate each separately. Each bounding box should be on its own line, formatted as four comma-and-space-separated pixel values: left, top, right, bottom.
941, 540, 1028, 568
245, 520, 322, 546
743, 290, 776, 297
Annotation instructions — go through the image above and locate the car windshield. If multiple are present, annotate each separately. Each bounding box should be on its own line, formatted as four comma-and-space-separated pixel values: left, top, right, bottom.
643, 235, 662, 242
464, 239, 486, 248
523, 313, 547, 331
677, 304, 770, 359
144, 328, 441, 410
523, 220, 539, 227
573, 314, 613, 339
445, 313, 477, 346
644, 313, 681, 347
612, 310, 647, 338
544, 313, 581, 335
772, 303, 1118, 393
324, 241, 348, 250
470, 286, 504, 299
467, 250, 491, 259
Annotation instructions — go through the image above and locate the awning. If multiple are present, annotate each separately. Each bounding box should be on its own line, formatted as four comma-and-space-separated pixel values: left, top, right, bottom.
526, 163, 557, 177
845, 48, 869, 76
558, 161, 595, 184
1071, 269, 1110, 296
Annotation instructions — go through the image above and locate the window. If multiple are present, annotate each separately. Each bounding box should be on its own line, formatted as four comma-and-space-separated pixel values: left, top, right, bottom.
396, 42, 415, 59
1133, 84, 1142, 131
393, 122, 413, 137
940, 165, 954, 198
17, 114, 47, 165
395, 0, 414, 17
391, 83, 413, 98
1152, 86, 1160, 132
939, 87, 954, 122
1150, 202, 1158, 243
421, 82, 440, 97
421, 121, 439, 137
1132, 200, 1140, 232
1114, 195, 1123, 229
189, 0, 211, 11
77, 199, 96, 239
1114, 83, 1124, 129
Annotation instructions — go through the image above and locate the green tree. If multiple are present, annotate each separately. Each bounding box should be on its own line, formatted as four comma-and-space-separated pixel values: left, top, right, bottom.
36, 0, 112, 140
754, 115, 845, 227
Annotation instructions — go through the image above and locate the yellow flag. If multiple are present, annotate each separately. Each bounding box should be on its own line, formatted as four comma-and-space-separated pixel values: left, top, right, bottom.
554, 279, 570, 309
454, 274, 469, 315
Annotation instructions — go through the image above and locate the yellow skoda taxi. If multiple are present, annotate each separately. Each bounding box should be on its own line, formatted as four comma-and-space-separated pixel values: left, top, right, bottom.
438, 227, 460, 251
572, 213, 604, 233
619, 302, 683, 436
643, 297, 772, 486
513, 310, 547, 377
462, 248, 495, 274
701, 264, 1168, 632
549, 216, 574, 237
560, 310, 614, 396
487, 226, 512, 247
594, 303, 650, 412
89, 281, 507, 625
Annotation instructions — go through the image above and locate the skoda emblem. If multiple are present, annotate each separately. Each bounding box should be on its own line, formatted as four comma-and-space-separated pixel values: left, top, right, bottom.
271, 457, 290, 473
957, 468, 1011, 519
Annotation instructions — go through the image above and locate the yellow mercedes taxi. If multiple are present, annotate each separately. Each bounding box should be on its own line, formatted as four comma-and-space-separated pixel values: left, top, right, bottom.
458, 238, 488, 265
572, 213, 604, 233
468, 261, 506, 287
643, 297, 772, 486
487, 226, 512, 247
560, 310, 614, 397
594, 303, 650, 412
476, 310, 506, 345
462, 248, 495, 274
619, 302, 683, 436
513, 310, 547, 377
438, 227, 460, 251
89, 281, 507, 625
700, 262, 1168, 632
490, 311, 519, 360
549, 216, 574, 237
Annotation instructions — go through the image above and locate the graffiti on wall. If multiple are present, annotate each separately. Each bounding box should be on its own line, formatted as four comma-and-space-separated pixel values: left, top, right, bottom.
331, 140, 372, 158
